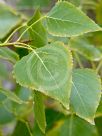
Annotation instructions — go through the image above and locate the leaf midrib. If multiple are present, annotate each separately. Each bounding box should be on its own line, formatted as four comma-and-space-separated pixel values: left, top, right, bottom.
46, 16, 88, 26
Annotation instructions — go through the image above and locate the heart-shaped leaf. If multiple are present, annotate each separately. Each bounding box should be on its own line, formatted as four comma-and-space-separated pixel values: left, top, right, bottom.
13, 42, 73, 109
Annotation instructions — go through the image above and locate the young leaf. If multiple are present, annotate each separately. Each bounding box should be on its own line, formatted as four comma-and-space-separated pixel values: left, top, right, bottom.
0, 47, 19, 63
69, 37, 102, 61
13, 42, 73, 109
0, 88, 23, 104
27, 9, 47, 48
70, 69, 101, 124
34, 91, 46, 133
12, 121, 32, 136
46, 1, 101, 37
47, 115, 98, 136
0, 3, 21, 40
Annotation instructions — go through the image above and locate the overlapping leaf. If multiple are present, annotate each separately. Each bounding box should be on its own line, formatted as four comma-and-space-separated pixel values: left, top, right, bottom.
27, 9, 47, 48
34, 91, 46, 133
0, 47, 19, 63
0, 3, 21, 40
3, 87, 32, 117
0, 105, 14, 124
95, 117, 102, 136
96, 97, 102, 117
17, 0, 51, 9
0, 60, 8, 80
70, 69, 101, 123
46, 1, 101, 37
47, 115, 98, 136
0, 88, 23, 104
13, 42, 73, 109
12, 121, 32, 136
69, 37, 102, 61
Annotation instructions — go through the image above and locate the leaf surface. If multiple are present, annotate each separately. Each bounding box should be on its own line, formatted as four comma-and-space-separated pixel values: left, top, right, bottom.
0, 88, 23, 104
0, 105, 14, 124
69, 37, 102, 61
12, 121, 32, 136
70, 69, 101, 123
0, 3, 21, 40
27, 9, 47, 48
47, 115, 98, 136
95, 117, 102, 136
46, 1, 101, 37
34, 91, 46, 133
3, 87, 32, 117
0, 47, 19, 63
13, 42, 73, 109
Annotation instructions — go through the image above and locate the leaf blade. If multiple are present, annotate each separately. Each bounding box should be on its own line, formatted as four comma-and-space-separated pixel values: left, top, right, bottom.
69, 37, 102, 61
0, 88, 23, 104
13, 42, 73, 109
12, 121, 32, 136
47, 115, 98, 136
27, 9, 47, 48
0, 47, 19, 63
70, 69, 101, 123
0, 3, 21, 40
34, 91, 46, 133
46, 1, 101, 37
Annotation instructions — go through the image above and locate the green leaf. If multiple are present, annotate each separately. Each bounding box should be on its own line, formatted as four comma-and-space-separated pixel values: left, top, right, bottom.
3, 87, 32, 117
96, 97, 102, 117
46, 1, 101, 37
12, 121, 32, 136
34, 91, 46, 133
95, 117, 102, 136
48, 34, 69, 44
33, 0, 51, 7
13, 42, 73, 109
27, 9, 47, 48
0, 105, 14, 124
0, 60, 8, 80
69, 37, 102, 61
33, 121, 45, 136
0, 93, 6, 103
0, 88, 23, 104
96, 1, 102, 25
46, 109, 65, 131
70, 69, 101, 123
0, 47, 19, 63
0, 3, 21, 40
17, 0, 51, 9
67, 0, 81, 6
47, 115, 98, 136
